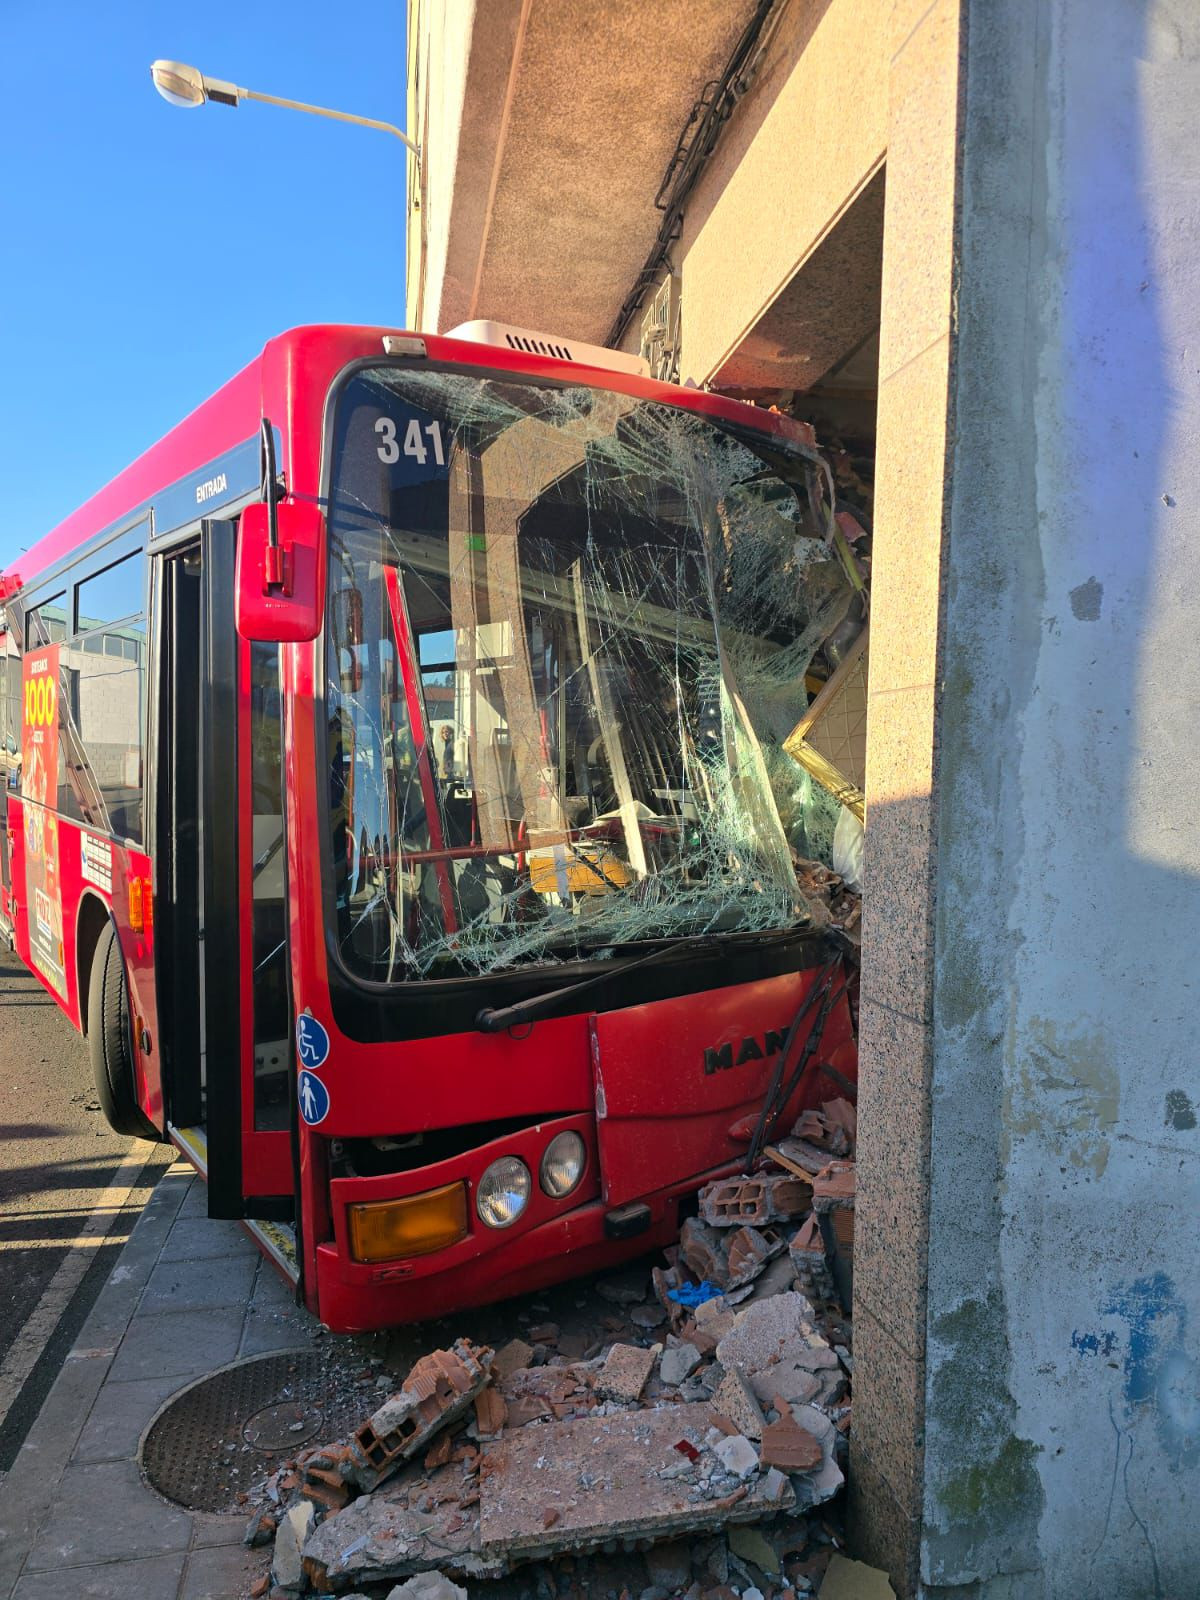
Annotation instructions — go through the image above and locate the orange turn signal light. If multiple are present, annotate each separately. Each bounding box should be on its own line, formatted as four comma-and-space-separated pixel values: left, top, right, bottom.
347, 1182, 468, 1264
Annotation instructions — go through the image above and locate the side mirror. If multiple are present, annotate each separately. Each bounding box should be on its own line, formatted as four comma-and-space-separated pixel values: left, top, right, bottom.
235, 501, 327, 642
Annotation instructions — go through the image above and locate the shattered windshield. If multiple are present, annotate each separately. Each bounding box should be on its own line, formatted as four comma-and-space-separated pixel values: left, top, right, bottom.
324, 367, 857, 982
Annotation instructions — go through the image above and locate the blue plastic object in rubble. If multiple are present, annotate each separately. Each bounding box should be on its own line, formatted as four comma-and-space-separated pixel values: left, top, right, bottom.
667, 1280, 723, 1308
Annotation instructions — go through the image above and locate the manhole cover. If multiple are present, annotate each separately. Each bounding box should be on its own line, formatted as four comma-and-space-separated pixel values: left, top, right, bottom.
141, 1348, 385, 1512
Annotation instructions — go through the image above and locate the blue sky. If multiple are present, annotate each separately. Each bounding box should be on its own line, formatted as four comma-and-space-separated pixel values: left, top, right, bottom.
0, 1, 406, 574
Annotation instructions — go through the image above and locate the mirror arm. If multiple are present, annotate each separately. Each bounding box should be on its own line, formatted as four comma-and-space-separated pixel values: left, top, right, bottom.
259, 418, 291, 592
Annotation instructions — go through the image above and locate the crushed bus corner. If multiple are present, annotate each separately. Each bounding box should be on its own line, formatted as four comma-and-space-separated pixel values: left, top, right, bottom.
251, 1104, 864, 1598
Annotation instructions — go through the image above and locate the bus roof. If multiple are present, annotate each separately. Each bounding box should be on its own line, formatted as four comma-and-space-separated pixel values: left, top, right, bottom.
3, 324, 817, 598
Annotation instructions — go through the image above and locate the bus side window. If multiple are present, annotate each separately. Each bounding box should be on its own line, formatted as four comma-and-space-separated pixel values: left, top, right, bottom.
60, 543, 148, 842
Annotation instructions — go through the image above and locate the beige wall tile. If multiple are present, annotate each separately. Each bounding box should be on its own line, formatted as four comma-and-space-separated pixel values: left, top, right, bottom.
870, 334, 952, 696
855, 1000, 933, 1355
878, 0, 962, 380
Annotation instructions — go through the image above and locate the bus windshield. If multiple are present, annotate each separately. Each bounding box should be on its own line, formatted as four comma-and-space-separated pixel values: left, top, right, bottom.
324, 367, 856, 982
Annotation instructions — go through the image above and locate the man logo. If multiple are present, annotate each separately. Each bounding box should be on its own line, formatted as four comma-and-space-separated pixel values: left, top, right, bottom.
703, 1027, 789, 1075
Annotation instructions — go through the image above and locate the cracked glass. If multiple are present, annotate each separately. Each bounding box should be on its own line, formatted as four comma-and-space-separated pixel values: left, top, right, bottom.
324, 367, 855, 982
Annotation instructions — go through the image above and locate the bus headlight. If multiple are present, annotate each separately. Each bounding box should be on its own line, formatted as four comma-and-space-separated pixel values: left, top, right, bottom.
540, 1131, 586, 1197
476, 1156, 531, 1229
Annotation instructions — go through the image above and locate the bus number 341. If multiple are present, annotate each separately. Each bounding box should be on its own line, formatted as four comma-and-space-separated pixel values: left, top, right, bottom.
375, 417, 446, 467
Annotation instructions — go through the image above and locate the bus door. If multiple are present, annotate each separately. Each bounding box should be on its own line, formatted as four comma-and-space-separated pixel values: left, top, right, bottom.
0, 616, 14, 934
153, 521, 295, 1231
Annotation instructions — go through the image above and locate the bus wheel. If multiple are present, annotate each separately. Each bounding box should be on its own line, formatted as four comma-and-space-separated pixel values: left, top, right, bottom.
88, 923, 157, 1139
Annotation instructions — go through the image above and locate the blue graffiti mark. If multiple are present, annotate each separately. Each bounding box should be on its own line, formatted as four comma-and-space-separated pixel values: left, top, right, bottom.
1101, 1273, 1197, 1471
1072, 1328, 1117, 1358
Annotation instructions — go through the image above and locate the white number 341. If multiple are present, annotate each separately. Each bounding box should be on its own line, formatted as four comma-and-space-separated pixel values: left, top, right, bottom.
375, 417, 446, 467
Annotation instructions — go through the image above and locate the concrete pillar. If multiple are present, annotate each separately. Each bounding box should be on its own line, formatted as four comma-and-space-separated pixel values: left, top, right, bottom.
855, 0, 1200, 1592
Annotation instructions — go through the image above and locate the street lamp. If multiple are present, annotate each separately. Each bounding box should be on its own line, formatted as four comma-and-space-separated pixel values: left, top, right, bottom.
148, 60, 419, 160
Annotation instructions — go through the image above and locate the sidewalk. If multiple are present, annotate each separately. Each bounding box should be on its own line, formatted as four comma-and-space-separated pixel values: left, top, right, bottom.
0, 1161, 320, 1600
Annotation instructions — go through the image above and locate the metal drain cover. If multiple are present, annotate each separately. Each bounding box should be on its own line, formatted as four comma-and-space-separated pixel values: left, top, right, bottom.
141, 1348, 384, 1512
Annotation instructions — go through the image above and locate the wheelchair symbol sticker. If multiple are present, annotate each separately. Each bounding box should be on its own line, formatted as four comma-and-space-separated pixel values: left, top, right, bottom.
296, 1014, 331, 1071
298, 1070, 330, 1126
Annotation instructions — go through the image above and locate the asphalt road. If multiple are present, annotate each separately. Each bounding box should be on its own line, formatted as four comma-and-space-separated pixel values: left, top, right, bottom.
0, 943, 173, 1469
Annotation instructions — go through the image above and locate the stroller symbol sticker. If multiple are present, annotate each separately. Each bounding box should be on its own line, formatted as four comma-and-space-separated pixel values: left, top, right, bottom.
298, 1071, 330, 1126
297, 1014, 331, 1071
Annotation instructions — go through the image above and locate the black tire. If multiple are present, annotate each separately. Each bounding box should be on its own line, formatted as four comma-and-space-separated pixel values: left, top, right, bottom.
87, 922, 158, 1139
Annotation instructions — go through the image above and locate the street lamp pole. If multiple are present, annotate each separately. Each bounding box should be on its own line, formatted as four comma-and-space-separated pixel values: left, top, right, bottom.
149, 60, 422, 320
149, 60, 419, 161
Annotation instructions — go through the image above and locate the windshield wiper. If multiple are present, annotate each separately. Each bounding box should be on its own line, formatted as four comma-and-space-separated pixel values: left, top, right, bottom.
474, 938, 707, 1034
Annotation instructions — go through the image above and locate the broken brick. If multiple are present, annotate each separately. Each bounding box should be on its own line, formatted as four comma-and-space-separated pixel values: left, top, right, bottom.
424, 1432, 453, 1471
349, 1339, 494, 1490
699, 1173, 812, 1228
759, 1416, 823, 1472
680, 1216, 731, 1286
527, 1322, 559, 1344
492, 1339, 533, 1379
506, 1394, 553, 1428
726, 1224, 787, 1287
474, 1386, 508, 1439
811, 1161, 856, 1211
789, 1214, 838, 1308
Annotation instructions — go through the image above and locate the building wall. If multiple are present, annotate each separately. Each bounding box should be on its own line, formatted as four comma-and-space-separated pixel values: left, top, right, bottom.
407, 0, 1200, 1591
916, 0, 1200, 1592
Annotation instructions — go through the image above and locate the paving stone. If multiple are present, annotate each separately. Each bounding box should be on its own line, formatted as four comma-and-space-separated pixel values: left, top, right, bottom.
191, 1512, 249, 1548
11, 1553, 187, 1600
180, 1540, 270, 1599
24, 1459, 191, 1570
162, 1215, 255, 1263
108, 1306, 244, 1382
73, 1374, 185, 1464
141, 1251, 259, 1314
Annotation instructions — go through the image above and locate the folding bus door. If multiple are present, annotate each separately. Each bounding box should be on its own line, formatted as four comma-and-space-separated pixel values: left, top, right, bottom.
154, 519, 296, 1243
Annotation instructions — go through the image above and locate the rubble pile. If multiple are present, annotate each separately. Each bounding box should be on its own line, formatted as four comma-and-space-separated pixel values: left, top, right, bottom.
244, 1102, 857, 1600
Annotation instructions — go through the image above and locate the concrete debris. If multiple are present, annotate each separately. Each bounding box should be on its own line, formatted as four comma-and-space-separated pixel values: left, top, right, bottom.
244, 1507, 277, 1547
477, 1404, 793, 1563
715, 1292, 821, 1376
699, 1173, 813, 1228
630, 1301, 668, 1328
643, 1540, 694, 1591
711, 1432, 760, 1479
727, 1522, 782, 1575
491, 1338, 533, 1379
659, 1341, 702, 1387
596, 1342, 657, 1404
350, 1339, 494, 1491
384, 1572, 470, 1600
817, 1552, 896, 1598
765, 1137, 831, 1176
272, 1500, 314, 1592
710, 1367, 766, 1440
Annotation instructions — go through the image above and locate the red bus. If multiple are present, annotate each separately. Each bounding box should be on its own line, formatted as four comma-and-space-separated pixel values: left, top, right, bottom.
0, 323, 858, 1332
